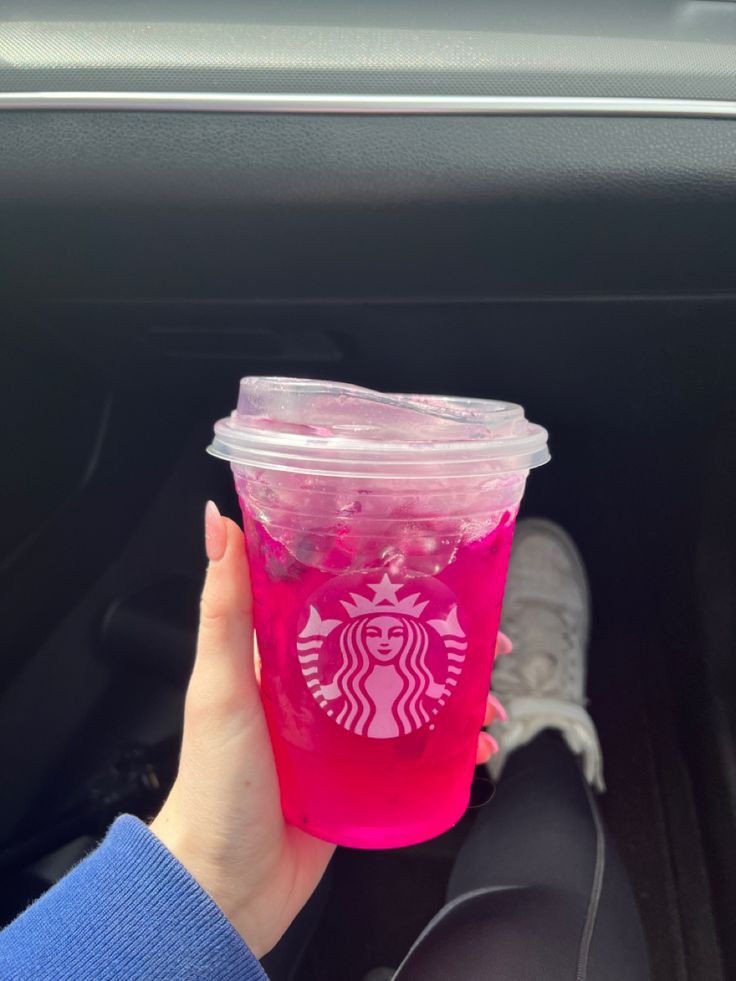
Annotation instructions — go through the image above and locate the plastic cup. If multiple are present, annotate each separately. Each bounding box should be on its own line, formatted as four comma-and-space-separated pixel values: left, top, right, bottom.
208, 377, 549, 849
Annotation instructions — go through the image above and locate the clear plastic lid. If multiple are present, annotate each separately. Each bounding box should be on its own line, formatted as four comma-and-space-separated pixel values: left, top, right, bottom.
208, 377, 549, 478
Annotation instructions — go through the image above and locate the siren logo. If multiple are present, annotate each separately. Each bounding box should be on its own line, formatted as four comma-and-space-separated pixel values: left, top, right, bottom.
297, 573, 467, 738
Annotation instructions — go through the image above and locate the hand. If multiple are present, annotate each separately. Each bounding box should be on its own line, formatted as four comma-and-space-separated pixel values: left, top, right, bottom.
150, 502, 332, 958
151, 502, 510, 957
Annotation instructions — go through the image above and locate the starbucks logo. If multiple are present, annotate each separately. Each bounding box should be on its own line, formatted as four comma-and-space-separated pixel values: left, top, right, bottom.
297, 574, 467, 739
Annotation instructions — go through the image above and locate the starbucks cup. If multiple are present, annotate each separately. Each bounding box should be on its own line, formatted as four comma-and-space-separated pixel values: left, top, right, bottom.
208, 377, 549, 849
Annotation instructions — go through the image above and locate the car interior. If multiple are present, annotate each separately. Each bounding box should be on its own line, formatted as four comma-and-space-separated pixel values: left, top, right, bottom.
1, 2, 735, 979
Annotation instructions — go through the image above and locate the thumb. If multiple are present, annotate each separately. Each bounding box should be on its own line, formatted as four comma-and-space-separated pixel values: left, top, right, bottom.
187, 502, 258, 716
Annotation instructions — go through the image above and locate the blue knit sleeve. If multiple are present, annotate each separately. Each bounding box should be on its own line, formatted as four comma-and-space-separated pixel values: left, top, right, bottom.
0, 815, 268, 981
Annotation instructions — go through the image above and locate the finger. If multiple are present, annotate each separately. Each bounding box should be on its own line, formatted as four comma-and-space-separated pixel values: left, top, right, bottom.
189, 502, 257, 709
476, 731, 499, 765
483, 693, 507, 726
496, 631, 513, 656
253, 636, 262, 686
482, 693, 507, 726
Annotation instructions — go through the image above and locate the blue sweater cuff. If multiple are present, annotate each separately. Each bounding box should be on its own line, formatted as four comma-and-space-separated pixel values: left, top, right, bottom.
0, 815, 268, 981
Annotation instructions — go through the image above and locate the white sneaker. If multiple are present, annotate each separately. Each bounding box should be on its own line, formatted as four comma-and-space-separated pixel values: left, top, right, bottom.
488, 518, 605, 791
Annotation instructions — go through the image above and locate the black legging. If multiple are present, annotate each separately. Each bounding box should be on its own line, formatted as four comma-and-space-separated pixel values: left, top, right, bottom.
263, 734, 650, 981
395, 734, 650, 981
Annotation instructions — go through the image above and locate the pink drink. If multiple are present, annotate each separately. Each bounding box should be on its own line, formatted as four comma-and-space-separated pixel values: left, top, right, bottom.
243, 509, 516, 847
210, 378, 548, 848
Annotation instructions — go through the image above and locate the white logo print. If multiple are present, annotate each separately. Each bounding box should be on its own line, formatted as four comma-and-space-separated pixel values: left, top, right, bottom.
297, 574, 467, 739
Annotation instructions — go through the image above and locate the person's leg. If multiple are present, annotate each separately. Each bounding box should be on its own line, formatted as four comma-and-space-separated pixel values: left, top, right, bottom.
448, 733, 609, 901
395, 736, 649, 981
451, 734, 648, 979
394, 521, 650, 981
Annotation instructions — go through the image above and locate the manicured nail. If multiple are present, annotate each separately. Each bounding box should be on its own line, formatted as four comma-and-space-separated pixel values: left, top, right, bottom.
487, 693, 508, 722
479, 731, 499, 756
204, 501, 227, 562
497, 632, 513, 656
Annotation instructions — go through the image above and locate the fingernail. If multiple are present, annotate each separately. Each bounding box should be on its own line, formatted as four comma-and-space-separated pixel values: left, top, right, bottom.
487, 693, 508, 722
497, 632, 513, 656
204, 501, 227, 562
480, 731, 499, 756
